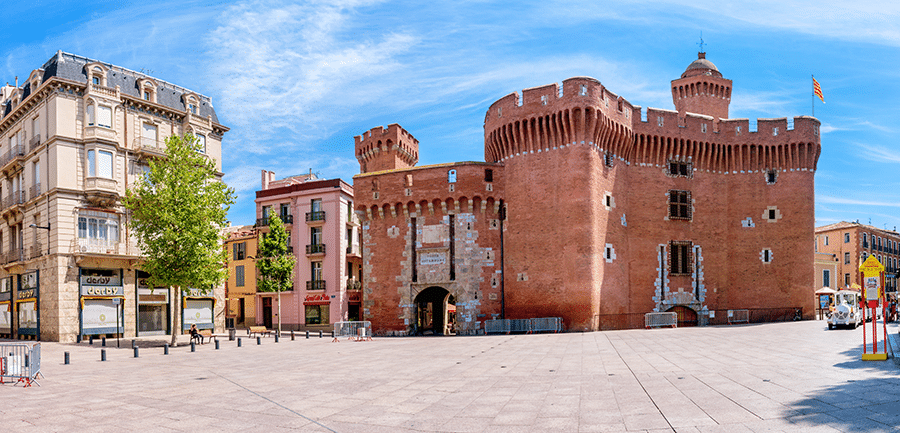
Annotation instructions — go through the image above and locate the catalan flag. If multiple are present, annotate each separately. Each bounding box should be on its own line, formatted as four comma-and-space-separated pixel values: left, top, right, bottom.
813, 77, 825, 103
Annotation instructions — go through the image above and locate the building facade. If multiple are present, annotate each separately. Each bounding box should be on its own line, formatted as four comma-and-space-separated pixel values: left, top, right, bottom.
355, 52, 820, 335
224, 225, 257, 328
254, 171, 361, 331
0, 51, 227, 342
815, 221, 899, 294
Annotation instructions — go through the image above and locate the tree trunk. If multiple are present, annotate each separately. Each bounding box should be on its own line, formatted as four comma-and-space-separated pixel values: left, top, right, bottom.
170, 286, 180, 347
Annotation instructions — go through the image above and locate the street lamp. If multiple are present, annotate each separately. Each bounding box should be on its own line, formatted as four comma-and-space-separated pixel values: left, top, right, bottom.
29, 223, 50, 255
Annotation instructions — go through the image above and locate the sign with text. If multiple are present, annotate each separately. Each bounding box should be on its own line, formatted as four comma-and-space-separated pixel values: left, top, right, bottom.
420, 252, 447, 265
859, 255, 885, 301
80, 272, 120, 287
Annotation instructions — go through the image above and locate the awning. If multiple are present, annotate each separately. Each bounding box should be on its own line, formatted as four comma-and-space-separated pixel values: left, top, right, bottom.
815, 287, 837, 295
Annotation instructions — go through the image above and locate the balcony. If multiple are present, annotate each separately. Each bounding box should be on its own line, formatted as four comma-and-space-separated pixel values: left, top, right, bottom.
346, 244, 361, 256
1, 248, 23, 265
74, 239, 133, 256
84, 177, 119, 206
306, 280, 326, 291
0, 144, 25, 175
306, 211, 326, 223
2, 191, 25, 211
29, 183, 41, 201
255, 214, 293, 227
306, 243, 326, 255
346, 279, 362, 291
28, 134, 41, 154
83, 125, 117, 142
133, 137, 166, 158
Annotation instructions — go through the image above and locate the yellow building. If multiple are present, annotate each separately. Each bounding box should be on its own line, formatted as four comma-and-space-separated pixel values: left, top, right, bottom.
0, 51, 228, 342
224, 225, 257, 328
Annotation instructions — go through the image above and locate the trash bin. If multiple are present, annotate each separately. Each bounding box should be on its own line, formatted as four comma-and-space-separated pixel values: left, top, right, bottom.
228, 328, 236, 341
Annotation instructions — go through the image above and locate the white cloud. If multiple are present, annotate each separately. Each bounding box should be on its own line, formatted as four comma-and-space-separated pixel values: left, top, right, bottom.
818, 195, 900, 208
855, 142, 900, 164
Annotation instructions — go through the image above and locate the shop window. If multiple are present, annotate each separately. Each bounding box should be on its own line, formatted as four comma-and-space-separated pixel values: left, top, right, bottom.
669, 241, 693, 275
87, 149, 114, 178
305, 304, 329, 325
668, 190, 691, 220
235, 265, 245, 287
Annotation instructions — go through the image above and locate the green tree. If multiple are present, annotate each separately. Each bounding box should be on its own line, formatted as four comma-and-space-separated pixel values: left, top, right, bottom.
256, 212, 295, 334
123, 134, 234, 346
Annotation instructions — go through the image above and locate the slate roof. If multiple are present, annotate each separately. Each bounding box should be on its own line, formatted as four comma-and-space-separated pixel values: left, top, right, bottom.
4, 51, 219, 123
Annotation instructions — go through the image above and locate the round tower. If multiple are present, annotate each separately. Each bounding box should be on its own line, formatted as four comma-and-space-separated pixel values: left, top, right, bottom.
354, 123, 419, 174
671, 52, 732, 120
483, 77, 634, 331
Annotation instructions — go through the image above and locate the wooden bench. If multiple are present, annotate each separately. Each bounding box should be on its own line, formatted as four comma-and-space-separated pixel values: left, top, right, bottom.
248, 326, 273, 337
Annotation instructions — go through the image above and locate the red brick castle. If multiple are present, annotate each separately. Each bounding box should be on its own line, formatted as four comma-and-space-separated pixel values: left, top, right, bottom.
354, 52, 820, 335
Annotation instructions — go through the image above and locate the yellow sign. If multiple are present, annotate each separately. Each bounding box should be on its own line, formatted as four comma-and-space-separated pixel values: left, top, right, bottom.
859, 255, 884, 301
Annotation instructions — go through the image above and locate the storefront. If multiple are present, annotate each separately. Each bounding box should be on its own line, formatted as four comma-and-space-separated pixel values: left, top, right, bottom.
183, 288, 214, 332
136, 270, 169, 336
16, 271, 39, 340
0, 277, 12, 338
304, 293, 330, 325
79, 268, 124, 337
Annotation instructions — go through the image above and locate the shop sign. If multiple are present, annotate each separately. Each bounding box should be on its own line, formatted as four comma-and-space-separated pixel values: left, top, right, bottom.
305, 293, 330, 302
137, 278, 167, 290
22, 271, 38, 290
347, 292, 361, 303
185, 287, 210, 297
80, 273, 120, 286
17, 287, 38, 300
81, 286, 124, 296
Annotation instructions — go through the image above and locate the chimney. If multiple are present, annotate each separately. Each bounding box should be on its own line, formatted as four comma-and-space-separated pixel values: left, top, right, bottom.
261, 170, 270, 190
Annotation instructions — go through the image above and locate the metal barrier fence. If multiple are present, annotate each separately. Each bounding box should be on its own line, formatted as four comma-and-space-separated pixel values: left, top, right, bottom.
484, 317, 563, 334
333, 321, 373, 341
727, 309, 750, 324
0, 342, 41, 387
645, 312, 678, 328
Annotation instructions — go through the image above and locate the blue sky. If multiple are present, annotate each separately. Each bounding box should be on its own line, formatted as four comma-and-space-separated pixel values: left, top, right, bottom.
3, 1, 899, 229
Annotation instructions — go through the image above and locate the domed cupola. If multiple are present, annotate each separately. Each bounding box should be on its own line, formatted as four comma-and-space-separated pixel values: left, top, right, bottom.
671, 52, 732, 120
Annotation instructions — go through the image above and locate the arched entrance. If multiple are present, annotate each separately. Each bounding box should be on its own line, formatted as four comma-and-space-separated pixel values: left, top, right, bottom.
667, 306, 698, 327
414, 286, 456, 335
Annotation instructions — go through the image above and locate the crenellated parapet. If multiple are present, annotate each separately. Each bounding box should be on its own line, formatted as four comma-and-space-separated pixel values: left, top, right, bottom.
355, 123, 419, 174
483, 77, 635, 163
630, 109, 821, 173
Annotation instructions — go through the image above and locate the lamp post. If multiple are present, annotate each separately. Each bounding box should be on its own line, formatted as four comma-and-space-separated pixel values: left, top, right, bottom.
29, 223, 50, 256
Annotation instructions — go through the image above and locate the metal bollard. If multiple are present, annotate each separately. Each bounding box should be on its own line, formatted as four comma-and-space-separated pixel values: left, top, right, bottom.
237, 337, 242, 347
102, 337, 106, 347
134, 347, 139, 358
191, 342, 196, 352
64, 352, 70, 365
256, 336, 261, 345
101, 349, 107, 362
164, 344, 169, 355
305, 330, 309, 339
331, 331, 335, 338
89, 335, 94, 345
215, 339, 220, 350
132, 339, 136, 348
275, 334, 279, 343
77, 334, 82, 343
319, 330, 322, 338
291, 331, 295, 341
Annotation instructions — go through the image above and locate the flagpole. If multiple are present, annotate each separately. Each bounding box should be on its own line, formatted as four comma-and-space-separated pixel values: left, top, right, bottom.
812, 75, 815, 118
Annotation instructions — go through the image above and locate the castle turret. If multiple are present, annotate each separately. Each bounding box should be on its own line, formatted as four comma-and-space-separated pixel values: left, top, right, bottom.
671, 52, 732, 120
354, 123, 419, 174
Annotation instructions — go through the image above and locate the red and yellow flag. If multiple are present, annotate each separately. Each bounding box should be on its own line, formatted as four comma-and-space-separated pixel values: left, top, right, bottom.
813, 77, 825, 103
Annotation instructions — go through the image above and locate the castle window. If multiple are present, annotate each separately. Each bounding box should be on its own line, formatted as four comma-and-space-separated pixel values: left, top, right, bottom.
669, 241, 693, 275
824, 236, 829, 246
668, 190, 691, 220
580, 85, 587, 96
497, 107, 502, 118
701, 123, 707, 133
657, 116, 664, 127
484, 169, 493, 182
448, 169, 456, 183
605, 244, 615, 263
766, 170, 777, 184
668, 160, 692, 177
604, 152, 614, 168
736, 126, 742, 134
773, 127, 779, 136
541, 95, 548, 105
761, 249, 773, 264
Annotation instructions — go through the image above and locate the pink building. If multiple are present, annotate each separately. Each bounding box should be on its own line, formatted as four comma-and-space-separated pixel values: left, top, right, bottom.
254, 171, 361, 331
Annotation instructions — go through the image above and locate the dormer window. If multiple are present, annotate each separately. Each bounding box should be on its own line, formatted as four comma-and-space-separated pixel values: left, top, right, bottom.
88, 65, 107, 87
182, 93, 201, 115
189, 103, 197, 114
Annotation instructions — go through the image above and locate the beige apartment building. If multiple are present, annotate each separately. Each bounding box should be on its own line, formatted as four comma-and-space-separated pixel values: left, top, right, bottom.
0, 51, 227, 342
224, 224, 257, 328
815, 221, 899, 296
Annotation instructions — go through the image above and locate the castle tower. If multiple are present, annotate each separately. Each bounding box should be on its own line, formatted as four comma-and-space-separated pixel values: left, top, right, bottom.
671, 52, 732, 120
354, 123, 419, 174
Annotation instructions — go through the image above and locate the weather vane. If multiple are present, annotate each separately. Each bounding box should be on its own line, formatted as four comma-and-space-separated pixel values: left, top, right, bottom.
698, 32, 705, 53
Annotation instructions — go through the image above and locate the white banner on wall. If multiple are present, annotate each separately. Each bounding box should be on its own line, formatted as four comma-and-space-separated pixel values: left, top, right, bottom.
82, 299, 120, 333
183, 299, 213, 329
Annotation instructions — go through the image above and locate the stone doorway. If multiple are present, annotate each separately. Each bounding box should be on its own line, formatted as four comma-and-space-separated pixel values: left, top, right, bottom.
667, 305, 698, 327
414, 286, 456, 335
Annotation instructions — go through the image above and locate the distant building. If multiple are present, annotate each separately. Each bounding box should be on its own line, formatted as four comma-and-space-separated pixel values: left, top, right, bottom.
815, 221, 899, 295
355, 52, 821, 335
224, 225, 257, 328
254, 171, 361, 331
0, 51, 228, 342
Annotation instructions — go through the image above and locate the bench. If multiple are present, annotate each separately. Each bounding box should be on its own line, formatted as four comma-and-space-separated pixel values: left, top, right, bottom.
191, 329, 221, 344
248, 326, 273, 338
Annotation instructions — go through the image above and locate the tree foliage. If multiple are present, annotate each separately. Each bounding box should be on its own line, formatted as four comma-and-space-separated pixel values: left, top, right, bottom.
123, 134, 234, 344
256, 213, 295, 294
